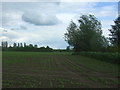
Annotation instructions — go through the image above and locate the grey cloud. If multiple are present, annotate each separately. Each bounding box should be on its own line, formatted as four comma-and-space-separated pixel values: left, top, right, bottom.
20, 25, 27, 30
22, 12, 61, 26
2, 2, 60, 15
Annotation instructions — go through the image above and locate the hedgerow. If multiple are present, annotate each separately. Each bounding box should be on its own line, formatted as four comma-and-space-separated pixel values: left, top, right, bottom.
72, 52, 120, 64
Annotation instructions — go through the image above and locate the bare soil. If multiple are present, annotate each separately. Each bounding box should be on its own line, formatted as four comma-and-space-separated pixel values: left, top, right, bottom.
2, 54, 119, 88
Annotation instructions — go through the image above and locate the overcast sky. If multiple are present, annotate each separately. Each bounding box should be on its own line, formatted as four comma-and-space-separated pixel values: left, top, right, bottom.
0, 1, 119, 49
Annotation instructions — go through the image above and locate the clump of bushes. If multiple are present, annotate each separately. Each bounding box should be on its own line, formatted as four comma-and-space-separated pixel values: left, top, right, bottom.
72, 52, 120, 64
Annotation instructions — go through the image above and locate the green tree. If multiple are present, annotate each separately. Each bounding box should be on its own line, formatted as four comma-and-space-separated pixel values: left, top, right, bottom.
18, 43, 20, 47
2, 41, 8, 48
109, 16, 120, 51
13, 43, 17, 48
29, 44, 34, 48
65, 14, 108, 52
24, 42, 27, 47
64, 21, 79, 51
66, 46, 70, 51
34, 45, 38, 48
20, 43, 23, 47
1, 41, 8, 51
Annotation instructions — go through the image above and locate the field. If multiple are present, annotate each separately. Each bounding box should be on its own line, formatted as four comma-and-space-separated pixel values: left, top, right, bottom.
2, 52, 119, 88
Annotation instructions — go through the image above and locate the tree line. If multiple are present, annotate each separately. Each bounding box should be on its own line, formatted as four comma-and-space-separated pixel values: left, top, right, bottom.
1, 42, 53, 52
64, 14, 120, 52
1, 14, 120, 53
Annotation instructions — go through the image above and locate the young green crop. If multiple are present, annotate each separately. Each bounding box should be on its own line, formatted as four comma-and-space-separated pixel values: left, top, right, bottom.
2, 51, 119, 88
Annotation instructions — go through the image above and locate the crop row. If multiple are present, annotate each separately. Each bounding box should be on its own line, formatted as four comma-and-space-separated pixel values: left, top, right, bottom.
2, 77, 90, 88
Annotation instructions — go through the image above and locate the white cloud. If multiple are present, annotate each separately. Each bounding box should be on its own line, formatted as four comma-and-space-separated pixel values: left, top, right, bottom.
94, 5, 117, 17
1, 23, 68, 48
1, 2, 118, 49
22, 11, 61, 26
101, 19, 115, 37
19, 25, 27, 30
101, 20, 114, 27
57, 13, 77, 24
0, 36, 10, 41
2, 11, 23, 27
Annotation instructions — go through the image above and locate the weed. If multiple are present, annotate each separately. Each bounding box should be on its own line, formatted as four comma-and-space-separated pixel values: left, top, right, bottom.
49, 80, 53, 88
88, 77, 118, 85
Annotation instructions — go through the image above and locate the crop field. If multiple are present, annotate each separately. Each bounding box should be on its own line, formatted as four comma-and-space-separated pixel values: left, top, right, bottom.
2, 52, 119, 88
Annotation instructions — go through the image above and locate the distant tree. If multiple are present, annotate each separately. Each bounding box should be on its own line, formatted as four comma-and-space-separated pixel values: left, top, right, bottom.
2, 41, 5, 48
65, 14, 108, 52
1, 41, 54, 52
109, 16, 120, 51
45, 46, 53, 51
1, 41, 8, 51
39, 46, 46, 51
18, 43, 20, 47
29, 44, 33, 48
1, 42, 4, 48
2, 41, 8, 48
66, 46, 70, 51
5, 41, 8, 48
24, 42, 27, 47
13, 43, 17, 48
34, 45, 38, 48
46, 46, 50, 49
20, 43, 23, 47
9, 45, 12, 48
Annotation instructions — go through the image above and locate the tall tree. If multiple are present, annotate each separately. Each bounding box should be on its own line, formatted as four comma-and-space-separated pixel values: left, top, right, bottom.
109, 16, 120, 50
65, 14, 108, 52
1, 42, 4, 48
64, 21, 79, 51
34, 45, 38, 48
66, 46, 70, 51
24, 42, 27, 47
13, 43, 17, 48
18, 43, 20, 47
5, 41, 8, 48
2, 41, 8, 48
20, 43, 23, 47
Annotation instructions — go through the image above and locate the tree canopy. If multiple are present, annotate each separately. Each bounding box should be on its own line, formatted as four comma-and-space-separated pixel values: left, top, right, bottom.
65, 14, 108, 52
109, 16, 120, 51
1, 41, 53, 52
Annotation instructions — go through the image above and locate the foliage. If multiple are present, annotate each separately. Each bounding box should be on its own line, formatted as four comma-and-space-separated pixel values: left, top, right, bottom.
1, 41, 53, 52
107, 46, 120, 52
109, 16, 120, 51
72, 52, 120, 64
3, 52, 118, 88
66, 46, 71, 51
64, 14, 108, 52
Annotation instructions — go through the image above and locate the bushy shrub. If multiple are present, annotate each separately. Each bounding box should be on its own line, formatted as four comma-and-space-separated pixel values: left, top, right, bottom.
72, 52, 120, 64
